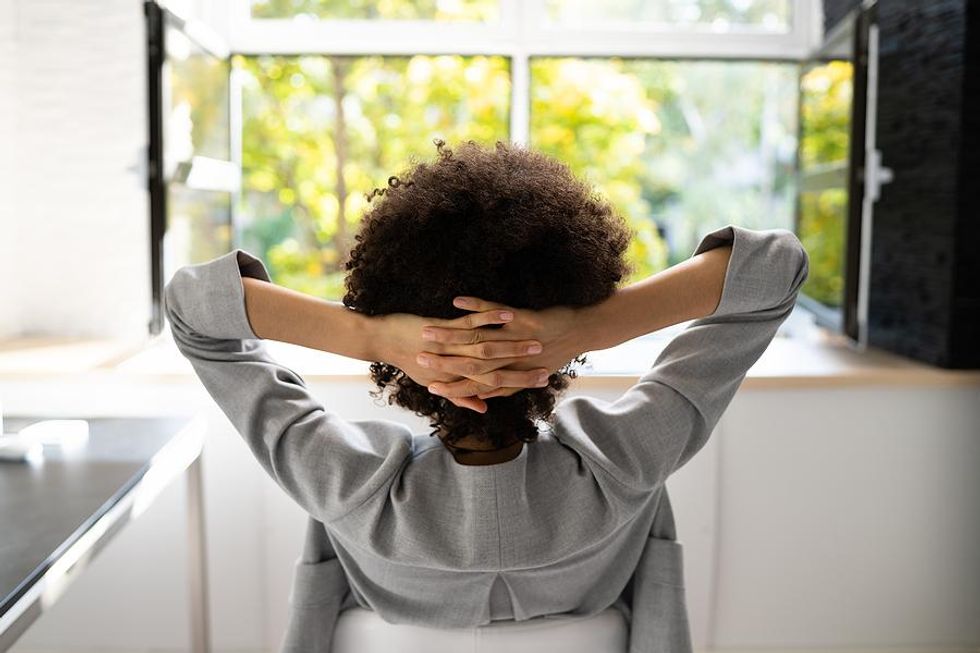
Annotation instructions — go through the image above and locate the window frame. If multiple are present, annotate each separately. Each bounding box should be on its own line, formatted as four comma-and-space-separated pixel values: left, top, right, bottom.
227, 0, 822, 144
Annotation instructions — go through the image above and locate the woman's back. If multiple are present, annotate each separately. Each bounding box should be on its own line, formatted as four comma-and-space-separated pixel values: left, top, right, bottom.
164, 221, 809, 651
324, 426, 666, 626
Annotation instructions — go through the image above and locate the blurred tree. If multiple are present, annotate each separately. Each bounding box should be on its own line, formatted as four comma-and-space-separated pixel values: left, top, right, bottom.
798, 190, 846, 305
801, 60, 852, 167
237, 53, 510, 297
532, 58, 797, 272
797, 60, 853, 306
237, 2, 829, 306
530, 58, 670, 280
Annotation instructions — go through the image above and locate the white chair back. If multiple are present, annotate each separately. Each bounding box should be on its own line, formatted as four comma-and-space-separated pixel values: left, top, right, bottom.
332, 606, 628, 653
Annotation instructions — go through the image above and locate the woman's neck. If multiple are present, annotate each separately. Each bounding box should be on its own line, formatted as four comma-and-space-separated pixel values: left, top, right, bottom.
437, 432, 525, 466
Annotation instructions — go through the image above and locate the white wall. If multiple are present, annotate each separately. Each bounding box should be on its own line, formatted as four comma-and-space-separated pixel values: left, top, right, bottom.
2, 372, 978, 653
0, 0, 150, 340
0, 0, 19, 335
713, 388, 980, 648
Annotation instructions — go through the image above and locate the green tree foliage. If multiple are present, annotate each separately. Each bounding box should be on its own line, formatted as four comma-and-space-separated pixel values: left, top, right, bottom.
798, 189, 846, 305
798, 61, 853, 307
531, 58, 798, 274
237, 54, 510, 297
801, 61, 852, 167
237, 2, 828, 305
240, 54, 799, 298
530, 58, 670, 279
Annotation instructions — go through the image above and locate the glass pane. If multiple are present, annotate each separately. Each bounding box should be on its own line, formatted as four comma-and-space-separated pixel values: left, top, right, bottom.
797, 189, 846, 308
236, 54, 510, 298
530, 58, 798, 280
164, 187, 232, 277
165, 25, 230, 172
162, 19, 233, 291
250, 0, 499, 22
800, 60, 852, 170
544, 0, 790, 31
797, 60, 853, 308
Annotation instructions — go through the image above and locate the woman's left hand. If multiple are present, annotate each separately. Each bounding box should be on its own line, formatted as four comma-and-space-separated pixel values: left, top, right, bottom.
374, 308, 551, 413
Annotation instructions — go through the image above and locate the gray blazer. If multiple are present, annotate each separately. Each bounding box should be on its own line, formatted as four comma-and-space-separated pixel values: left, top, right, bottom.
164, 224, 808, 652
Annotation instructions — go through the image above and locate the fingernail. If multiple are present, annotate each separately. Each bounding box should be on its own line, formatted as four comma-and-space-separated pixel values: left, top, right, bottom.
428, 385, 442, 395
454, 297, 469, 307
421, 329, 436, 341
417, 354, 429, 367
537, 371, 549, 385
499, 311, 514, 321
527, 343, 542, 354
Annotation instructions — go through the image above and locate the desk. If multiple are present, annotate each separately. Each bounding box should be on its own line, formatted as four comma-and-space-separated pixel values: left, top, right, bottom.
0, 416, 210, 652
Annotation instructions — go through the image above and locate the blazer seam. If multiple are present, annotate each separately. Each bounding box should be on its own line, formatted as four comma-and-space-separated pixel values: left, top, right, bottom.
492, 468, 504, 570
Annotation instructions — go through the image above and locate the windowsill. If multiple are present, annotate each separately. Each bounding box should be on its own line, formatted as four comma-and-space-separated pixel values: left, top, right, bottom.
1, 316, 978, 390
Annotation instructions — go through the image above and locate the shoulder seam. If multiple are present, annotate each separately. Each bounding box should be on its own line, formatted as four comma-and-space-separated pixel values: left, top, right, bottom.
330, 427, 414, 525
547, 416, 661, 494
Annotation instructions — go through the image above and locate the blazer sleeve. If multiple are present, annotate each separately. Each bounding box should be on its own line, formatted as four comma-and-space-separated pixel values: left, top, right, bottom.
163, 249, 412, 524
552, 225, 809, 491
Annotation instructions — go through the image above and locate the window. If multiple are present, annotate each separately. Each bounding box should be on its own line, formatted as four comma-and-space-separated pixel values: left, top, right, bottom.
236, 54, 510, 296
146, 2, 238, 334
797, 60, 853, 308
219, 0, 817, 300
531, 58, 798, 277
165, 26, 233, 270
542, 0, 791, 32
249, 0, 499, 22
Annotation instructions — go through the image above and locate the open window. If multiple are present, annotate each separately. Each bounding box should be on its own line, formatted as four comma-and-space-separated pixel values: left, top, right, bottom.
795, 1, 888, 344
146, 0, 237, 334
146, 0, 820, 337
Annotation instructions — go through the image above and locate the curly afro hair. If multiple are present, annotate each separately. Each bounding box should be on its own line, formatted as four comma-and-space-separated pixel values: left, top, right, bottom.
342, 140, 632, 449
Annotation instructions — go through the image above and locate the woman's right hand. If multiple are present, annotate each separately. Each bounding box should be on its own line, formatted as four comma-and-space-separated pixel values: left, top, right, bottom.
419, 296, 594, 401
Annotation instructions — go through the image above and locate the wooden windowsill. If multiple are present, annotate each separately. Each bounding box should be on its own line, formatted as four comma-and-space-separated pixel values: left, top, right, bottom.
0, 329, 978, 390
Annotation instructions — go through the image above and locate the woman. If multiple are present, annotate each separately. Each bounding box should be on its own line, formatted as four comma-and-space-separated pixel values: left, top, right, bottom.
164, 141, 808, 652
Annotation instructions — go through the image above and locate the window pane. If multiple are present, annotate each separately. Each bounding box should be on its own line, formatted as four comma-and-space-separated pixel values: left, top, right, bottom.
800, 61, 852, 169
165, 26, 229, 169
797, 60, 853, 308
162, 21, 232, 288
530, 58, 798, 280
165, 187, 232, 278
544, 0, 790, 32
797, 189, 846, 307
250, 0, 499, 22
237, 54, 510, 298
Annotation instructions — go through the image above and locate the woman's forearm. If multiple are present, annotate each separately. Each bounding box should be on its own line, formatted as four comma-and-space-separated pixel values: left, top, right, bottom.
241, 277, 378, 361
582, 244, 732, 351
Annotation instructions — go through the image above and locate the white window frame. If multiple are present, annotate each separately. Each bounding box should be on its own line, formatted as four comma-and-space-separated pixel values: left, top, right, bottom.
225, 0, 822, 143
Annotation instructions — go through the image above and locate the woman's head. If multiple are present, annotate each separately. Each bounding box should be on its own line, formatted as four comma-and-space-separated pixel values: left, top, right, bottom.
343, 140, 631, 448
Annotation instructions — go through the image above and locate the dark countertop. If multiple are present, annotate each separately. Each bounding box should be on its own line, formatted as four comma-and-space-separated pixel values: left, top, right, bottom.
0, 416, 197, 622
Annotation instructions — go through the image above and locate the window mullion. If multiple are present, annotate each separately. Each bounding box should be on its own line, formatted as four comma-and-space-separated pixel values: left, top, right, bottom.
510, 52, 530, 145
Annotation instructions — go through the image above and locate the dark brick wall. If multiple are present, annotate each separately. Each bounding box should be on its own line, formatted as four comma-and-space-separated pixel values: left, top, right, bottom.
824, 0, 861, 33
868, 0, 978, 367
